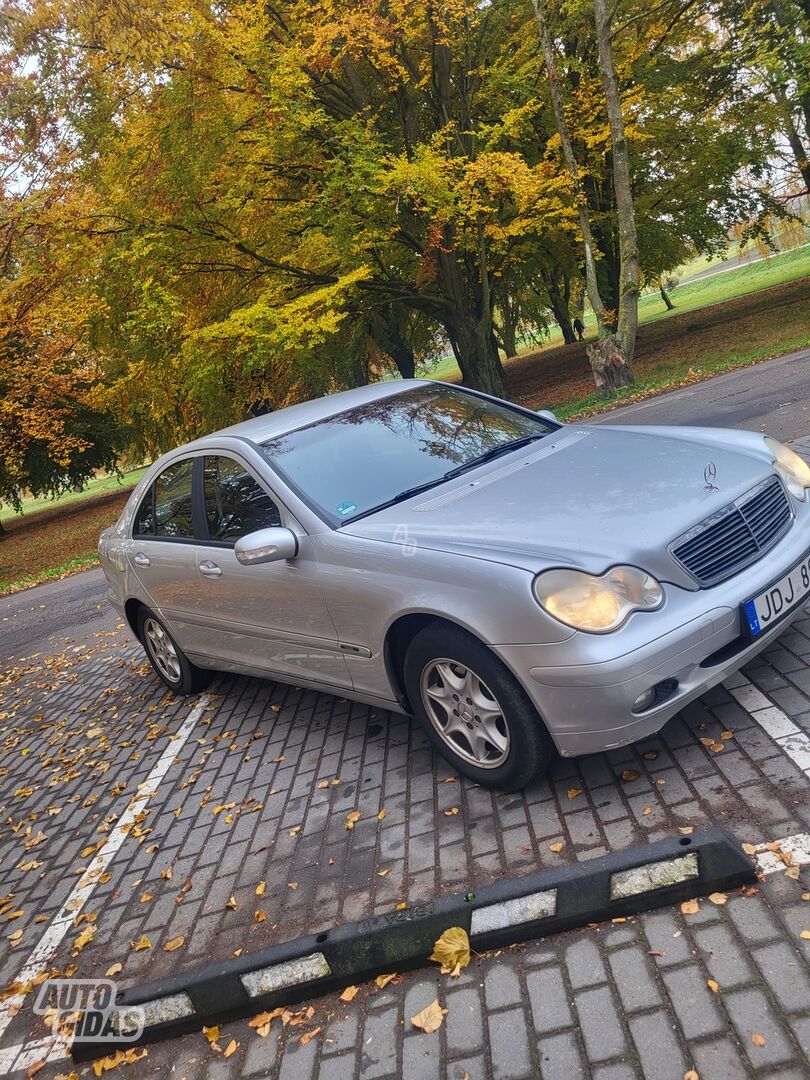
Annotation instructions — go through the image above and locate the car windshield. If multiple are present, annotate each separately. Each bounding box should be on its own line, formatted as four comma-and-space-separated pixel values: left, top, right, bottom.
262, 384, 555, 525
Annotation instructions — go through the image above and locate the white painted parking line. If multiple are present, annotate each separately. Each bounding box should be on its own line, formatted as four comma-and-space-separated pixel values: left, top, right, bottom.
752, 833, 810, 876
727, 675, 810, 778
0, 694, 210, 1074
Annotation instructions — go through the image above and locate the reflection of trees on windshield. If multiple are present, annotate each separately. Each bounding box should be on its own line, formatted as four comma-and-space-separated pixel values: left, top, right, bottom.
265, 386, 547, 468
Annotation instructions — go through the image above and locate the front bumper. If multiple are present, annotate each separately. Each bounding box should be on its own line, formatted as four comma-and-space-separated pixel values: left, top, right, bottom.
495, 509, 810, 757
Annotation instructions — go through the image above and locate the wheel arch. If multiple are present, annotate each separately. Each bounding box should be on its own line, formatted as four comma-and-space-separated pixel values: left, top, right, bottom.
384, 612, 495, 714
124, 597, 146, 641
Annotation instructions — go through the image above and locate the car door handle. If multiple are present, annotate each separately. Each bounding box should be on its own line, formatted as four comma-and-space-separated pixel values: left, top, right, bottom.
199, 561, 222, 578
133, 553, 150, 568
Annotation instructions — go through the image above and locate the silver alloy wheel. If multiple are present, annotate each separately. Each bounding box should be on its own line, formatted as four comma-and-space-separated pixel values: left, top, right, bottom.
419, 657, 509, 769
143, 617, 182, 684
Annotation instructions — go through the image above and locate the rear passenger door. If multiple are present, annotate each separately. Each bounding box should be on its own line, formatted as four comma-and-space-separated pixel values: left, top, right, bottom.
188, 453, 352, 686
128, 457, 203, 654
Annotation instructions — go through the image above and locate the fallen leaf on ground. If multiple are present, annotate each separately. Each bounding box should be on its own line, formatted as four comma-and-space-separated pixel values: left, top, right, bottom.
620, 770, 639, 782
340, 986, 359, 1002
396, 902, 407, 910
410, 999, 447, 1034
684, 1071, 699, 1080
549, 842, 564, 853
742, 843, 757, 855
429, 927, 470, 977
299, 1026, 321, 1046
255, 911, 266, 922
202, 1025, 220, 1044
707, 979, 719, 993
130, 935, 151, 952
752, 1034, 766, 1047
642, 807, 652, 816
377, 809, 386, 820
164, 937, 185, 952
679, 827, 694, 835
378, 868, 389, 877
643, 751, 658, 761
226, 896, 237, 910
248, 1009, 285, 1037
256, 881, 266, 896
567, 787, 582, 801
375, 973, 397, 989
73, 925, 95, 951
708, 892, 727, 906
345, 811, 361, 830
800, 930, 810, 940
91, 1048, 147, 1075
444, 807, 459, 816
223, 1040, 237, 1058
105, 963, 122, 977
680, 899, 699, 915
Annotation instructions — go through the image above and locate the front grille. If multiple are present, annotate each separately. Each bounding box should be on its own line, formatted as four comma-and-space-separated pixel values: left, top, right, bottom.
671, 475, 792, 586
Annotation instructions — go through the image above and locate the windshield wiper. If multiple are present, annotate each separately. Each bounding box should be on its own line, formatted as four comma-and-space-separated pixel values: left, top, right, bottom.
442, 432, 547, 480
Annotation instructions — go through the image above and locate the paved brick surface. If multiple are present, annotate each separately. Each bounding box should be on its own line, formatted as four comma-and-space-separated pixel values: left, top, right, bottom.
0, 598, 809, 1078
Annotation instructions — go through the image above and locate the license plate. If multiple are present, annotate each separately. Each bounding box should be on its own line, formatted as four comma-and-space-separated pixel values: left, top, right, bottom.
743, 552, 810, 636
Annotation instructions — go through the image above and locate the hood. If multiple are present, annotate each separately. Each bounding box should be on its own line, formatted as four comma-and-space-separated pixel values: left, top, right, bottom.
342, 425, 775, 586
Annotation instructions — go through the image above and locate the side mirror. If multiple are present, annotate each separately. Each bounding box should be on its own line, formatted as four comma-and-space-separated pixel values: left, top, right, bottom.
537, 409, 559, 424
234, 527, 298, 565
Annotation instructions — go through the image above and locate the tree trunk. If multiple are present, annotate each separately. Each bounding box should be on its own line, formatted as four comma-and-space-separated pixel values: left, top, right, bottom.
436, 232, 506, 397
593, 0, 640, 366
659, 283, 675, 310
496, 295, 519, 358
532, 0, 606, 332
444, 311, 506, 397
543, 271, 576, 343
777, 89, 810, 195
369, 308, 416, 379
586, 336, 633, 390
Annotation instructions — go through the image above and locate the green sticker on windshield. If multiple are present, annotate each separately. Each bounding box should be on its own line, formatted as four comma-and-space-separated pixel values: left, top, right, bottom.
336, 501, 357, 517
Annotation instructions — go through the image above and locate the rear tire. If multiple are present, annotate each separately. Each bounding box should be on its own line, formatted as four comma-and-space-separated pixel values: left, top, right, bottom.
137, 607, 211, 695
403, 623, 554, 790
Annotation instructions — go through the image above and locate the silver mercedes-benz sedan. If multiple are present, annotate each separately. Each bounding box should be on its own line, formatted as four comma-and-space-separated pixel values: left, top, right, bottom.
99, 380, 810, 789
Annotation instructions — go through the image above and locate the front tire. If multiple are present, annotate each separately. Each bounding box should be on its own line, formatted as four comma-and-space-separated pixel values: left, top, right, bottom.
137, 608, 211, 695
403, 624, 554, 790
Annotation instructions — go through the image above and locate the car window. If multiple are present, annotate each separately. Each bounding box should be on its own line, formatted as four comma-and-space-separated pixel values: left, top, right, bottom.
203, 456, 281, 542
262, 384, 555, 525
153, 459, 195, 538
133, 488, 156, 536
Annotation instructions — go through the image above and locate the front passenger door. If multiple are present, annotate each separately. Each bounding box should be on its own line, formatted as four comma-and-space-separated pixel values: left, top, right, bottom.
188, 454, 351, 687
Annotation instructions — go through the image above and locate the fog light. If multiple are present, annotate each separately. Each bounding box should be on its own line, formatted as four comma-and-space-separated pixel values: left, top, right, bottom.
632, 678, 679, 714
633, 688, 656, 713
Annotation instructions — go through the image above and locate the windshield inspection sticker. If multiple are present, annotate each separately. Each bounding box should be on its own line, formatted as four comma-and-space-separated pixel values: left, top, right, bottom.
336, 501, 357, 517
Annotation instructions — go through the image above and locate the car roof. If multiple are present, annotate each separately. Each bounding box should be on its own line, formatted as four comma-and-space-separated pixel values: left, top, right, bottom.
208, 379, 434, 444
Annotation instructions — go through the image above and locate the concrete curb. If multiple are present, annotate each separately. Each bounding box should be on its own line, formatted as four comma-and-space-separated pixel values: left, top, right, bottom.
72, 826, 755, 1061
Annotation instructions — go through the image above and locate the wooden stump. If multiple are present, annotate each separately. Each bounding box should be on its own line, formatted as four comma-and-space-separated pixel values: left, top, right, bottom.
586, 336, 634, 392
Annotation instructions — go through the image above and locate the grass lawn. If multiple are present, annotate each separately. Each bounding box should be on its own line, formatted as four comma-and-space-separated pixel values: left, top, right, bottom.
428, 242, 810, 382
0, 488, 137, 596
17, 466, 147, 516
503, 274, 810, 418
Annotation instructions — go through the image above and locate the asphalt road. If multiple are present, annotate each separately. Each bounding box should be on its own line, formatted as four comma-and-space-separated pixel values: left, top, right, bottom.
1, 345, 808, 662
590, 346, 810, 442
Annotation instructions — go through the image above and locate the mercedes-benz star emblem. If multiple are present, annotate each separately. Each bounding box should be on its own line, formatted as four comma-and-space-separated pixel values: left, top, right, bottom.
704, 461, 718, 490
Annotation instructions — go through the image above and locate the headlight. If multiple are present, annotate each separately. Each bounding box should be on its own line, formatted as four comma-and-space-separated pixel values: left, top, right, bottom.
766, 437, 810, 501
533, 566, 664, 632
